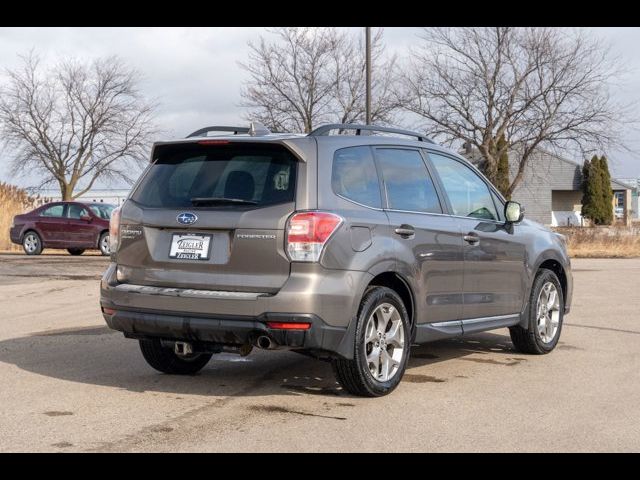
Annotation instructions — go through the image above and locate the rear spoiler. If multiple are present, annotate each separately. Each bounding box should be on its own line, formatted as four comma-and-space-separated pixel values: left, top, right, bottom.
187, 122, 271, 138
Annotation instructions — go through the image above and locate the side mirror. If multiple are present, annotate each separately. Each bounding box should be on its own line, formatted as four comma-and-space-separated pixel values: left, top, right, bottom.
504, 201, 525, 223
80, 214, 92, 222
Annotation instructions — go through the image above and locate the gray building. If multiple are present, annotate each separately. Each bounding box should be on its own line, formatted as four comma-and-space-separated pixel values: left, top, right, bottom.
462, 147, 636, 226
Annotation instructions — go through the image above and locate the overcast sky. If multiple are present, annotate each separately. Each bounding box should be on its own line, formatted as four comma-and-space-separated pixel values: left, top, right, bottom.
1, 27, 639, 190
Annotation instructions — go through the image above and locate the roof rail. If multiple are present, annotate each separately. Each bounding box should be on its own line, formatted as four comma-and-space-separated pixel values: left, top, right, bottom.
187, 126, 249, 138
308, 124, 434, 143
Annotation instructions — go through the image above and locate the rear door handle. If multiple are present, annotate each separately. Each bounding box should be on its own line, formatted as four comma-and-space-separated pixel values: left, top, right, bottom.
394, 225, 415, 237
463, 233, 480, 245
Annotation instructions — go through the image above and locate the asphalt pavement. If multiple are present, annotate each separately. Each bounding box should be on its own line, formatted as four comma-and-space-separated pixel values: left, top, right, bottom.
0, 253, 638, 452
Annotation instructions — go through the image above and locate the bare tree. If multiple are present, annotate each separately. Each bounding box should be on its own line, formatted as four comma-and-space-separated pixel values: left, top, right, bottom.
240, 27, 400, 133
402, 28, 631, 197
331, 29, 400, 125
240, 28, 340, 133
0, 52, 157, 200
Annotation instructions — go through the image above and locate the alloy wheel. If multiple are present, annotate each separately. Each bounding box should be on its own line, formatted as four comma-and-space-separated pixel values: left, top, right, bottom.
100, 235, 110, 255
536, 282, 561, 343
24, 234, 39, 254
364, 302, 405, 382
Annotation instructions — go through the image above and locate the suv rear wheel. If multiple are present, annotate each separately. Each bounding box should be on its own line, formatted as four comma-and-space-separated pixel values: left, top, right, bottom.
139, 339, 212, 375
510, 269, 564, 354
332, 286, 411, 397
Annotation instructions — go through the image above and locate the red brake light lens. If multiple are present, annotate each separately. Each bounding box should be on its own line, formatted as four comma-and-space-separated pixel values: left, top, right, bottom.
286, 211, 343, 262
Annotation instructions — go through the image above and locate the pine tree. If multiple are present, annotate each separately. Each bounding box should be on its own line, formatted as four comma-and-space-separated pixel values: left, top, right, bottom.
495, 134, 510, 198
581, 156, 602, 224
598, 155, 614, 225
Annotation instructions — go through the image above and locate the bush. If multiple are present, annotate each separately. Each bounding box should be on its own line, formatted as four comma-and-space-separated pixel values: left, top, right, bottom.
554, 226, 640, 258
0, 183, 46, 251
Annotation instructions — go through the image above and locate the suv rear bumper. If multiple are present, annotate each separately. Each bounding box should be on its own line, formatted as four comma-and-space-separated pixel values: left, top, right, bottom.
100, 262, 372, 358
101, 307, 351, 356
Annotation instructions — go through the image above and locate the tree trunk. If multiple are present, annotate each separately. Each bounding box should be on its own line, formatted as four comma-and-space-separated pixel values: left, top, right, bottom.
60, 182, 73, 201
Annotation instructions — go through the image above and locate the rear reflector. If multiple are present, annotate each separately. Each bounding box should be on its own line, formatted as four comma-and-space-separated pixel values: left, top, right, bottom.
266, 322, 311, 330
102, 307, 116, 315
286, 211, 343, 262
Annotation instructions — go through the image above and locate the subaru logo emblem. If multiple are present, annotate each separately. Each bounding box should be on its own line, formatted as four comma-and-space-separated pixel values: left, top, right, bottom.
177, 212, 198, 225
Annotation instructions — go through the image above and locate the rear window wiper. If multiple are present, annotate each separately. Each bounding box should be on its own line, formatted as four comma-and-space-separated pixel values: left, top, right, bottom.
190, 197, 258, 206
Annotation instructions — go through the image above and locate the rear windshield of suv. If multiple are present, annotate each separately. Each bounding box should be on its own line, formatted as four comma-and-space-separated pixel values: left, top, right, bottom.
131, 142, 297, 208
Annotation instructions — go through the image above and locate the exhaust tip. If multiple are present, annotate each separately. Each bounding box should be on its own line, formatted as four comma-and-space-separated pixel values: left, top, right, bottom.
257, 335, 273, 350
174, 341, 193, 356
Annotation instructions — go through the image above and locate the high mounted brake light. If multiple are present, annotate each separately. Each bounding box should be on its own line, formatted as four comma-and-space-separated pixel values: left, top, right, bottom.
198, 140, 230, 145
286, 211, 343, 262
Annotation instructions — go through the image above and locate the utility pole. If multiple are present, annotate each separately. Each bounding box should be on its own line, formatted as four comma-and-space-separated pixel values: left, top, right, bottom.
365, 26, 371, 125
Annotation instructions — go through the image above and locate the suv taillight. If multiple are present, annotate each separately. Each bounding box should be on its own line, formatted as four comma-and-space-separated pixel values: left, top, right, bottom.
109, 206, 121, 254
286, 211, 343, 262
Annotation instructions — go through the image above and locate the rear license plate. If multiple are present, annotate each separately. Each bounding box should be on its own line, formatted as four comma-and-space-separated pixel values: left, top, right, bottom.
169, 234, 212, 260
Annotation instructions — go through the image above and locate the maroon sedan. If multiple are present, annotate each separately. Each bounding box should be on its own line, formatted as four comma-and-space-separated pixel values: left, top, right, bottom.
10, 201, 115, 256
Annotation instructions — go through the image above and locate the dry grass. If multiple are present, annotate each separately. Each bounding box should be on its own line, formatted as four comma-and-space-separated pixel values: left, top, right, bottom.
556, 227, 640, 258
0, 183, 48, 251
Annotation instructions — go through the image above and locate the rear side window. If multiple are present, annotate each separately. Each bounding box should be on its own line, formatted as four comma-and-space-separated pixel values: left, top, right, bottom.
376, 148, 442, 213
40, 205, 65, 217
131, 143, 297, 208
332, 146, 382, 208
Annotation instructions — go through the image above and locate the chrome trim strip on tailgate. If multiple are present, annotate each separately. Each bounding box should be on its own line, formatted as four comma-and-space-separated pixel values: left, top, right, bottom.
113, 283, 268, 300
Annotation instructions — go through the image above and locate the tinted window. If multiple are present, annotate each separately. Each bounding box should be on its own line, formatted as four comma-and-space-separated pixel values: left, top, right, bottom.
89, 204, 115, 219
376, 148, 442, 213
67, 204, 89, 219
332, 146, 381, 208
131, 143, 297, 208
40, 205, 64, 217
429, 153, 498, 221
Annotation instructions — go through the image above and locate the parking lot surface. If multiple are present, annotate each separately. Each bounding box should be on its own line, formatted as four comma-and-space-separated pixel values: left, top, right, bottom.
0, 253, 638, 452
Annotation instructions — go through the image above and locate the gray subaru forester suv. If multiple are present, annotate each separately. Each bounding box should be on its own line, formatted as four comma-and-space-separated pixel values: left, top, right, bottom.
100, 123, 573, 397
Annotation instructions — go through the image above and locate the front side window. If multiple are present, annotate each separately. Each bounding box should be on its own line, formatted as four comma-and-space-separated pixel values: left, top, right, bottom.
67, 204, 89, 219
40, 205, 65, 217
332, 146, 382, 208
428, 152, 498, 221
491, 190, 505, 222
89, 204, 115, 219
376, 148, 442, 213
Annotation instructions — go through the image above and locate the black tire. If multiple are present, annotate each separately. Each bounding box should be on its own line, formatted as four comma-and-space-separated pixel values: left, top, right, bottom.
98, 232, 110, 256
509, 269, 564, 354
332, 286, 411, 397
67, 248, 85, 256
22, 231, 43, 255
139, 339, 212, 375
